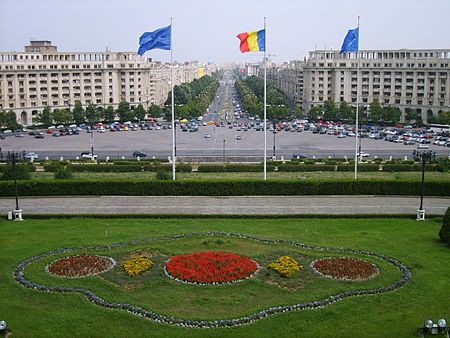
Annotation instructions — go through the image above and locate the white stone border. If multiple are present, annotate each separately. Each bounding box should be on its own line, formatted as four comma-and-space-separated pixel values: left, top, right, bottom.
45, 254, 117, 279
310, 257, 379, 282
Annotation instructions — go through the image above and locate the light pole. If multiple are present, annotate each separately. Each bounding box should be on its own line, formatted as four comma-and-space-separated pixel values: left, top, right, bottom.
272, 120, 276, 158
222, 139, 226, 163
413, 149, 436, 221
6, 151, 24, 221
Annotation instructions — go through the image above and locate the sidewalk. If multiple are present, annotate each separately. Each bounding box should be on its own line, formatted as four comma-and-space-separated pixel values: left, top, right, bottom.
0, 196, 448, 215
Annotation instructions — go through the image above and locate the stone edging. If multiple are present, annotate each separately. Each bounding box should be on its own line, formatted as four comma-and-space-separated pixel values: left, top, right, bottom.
12, 231, 411, 328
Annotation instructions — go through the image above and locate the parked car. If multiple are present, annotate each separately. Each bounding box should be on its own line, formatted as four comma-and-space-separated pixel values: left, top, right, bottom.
80, 152, 97, 160
132, 151, 147, 158
204, 133, 211, 138
34, 132, 45, 139
24, 152, 39, 160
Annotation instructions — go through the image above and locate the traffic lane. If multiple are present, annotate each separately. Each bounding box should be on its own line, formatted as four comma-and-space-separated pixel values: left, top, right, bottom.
1, 196, 448, 215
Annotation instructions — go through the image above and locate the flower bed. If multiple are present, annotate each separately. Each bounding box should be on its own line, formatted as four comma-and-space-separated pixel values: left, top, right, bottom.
46, 254, 116, 278
267, 256, 303, 278
311, 257, 379, 281
165, 251, 258, 285
123, 257, 153, 277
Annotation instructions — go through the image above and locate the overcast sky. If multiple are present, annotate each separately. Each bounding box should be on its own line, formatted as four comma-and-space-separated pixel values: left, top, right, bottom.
0, 0, 449, 64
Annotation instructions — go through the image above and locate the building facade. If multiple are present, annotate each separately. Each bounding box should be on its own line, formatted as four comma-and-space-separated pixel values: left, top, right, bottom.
0, 41, 205, 125
303, 49, 450, 122
267, 61, 304, 111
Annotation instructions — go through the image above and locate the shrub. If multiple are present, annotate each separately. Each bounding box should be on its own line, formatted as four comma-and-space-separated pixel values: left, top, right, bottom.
277, 164, 335, 172
155, 169, 172, 180
197, 165, 227, 173
337, 164, 380, 172
54, 166, 73, 179
439, 207, 450, 245
1, 163, 32, 180
303, 159, 316, 165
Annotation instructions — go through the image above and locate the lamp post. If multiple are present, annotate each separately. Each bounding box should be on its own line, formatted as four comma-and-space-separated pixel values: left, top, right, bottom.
413, 149, 436, 221
6, 151, 24, 221
272, 119, 276, 158
222, 139, 226, 163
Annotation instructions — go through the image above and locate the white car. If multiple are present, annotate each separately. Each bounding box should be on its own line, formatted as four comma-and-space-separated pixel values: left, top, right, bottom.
204, 133, 211, 138
25, 152, 39, 160
80, 152, 98, 160
357, 152, 370, 158
417, 144, 430, 149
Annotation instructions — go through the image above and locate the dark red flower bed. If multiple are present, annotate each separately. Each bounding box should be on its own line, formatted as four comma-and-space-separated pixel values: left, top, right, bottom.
311, 257, 378, 281
165, 251, 258, 284
46, 255, 116, 278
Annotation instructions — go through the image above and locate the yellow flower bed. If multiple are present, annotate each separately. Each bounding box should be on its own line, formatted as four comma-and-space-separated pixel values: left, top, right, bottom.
267, 256, 303, 278
123, 257, 153, 277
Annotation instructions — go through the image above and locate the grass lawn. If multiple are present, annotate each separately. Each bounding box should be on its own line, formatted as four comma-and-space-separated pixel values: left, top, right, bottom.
1, 217, 449, 337
31, 170, 450, 182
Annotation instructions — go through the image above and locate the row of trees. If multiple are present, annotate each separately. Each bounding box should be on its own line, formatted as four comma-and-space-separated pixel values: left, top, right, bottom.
36, 101, 162, 127
308, 100, 403, 125
428, 110, 450, 125
163, 74, 220, 121
0, 110, 20, 129
235, 75, 292, 120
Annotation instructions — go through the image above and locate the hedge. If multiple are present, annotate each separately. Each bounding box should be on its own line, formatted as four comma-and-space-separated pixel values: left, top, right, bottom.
277, 164, 335, 172
2, 179, 448, 196
382, 164, 448, 172
337, 164, 380, 172
439, 207, 450, 246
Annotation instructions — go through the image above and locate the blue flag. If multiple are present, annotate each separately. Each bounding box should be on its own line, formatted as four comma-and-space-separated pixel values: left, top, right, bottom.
137, 25, 171, 55
339, 27, 359, 54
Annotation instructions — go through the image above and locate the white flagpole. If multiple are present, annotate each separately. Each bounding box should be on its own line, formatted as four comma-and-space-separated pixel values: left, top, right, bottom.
354, 16, 360, 180
263, 16, 267, 181
170, 17, 176, 181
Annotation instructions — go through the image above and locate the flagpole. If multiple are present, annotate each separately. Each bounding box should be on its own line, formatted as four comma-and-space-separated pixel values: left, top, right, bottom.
263, 16, 267, 181
170, 17, 176, 181
354, 16, 360, 180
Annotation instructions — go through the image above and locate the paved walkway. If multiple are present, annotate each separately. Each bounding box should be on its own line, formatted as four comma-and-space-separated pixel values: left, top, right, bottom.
0, 196, 448, 215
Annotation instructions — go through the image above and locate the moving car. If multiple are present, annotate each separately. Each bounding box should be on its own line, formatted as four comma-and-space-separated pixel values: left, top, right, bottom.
80, 152, 98, 160
132, 151, 147, 157
204, 133, 211, 138
24, 152, 39, 160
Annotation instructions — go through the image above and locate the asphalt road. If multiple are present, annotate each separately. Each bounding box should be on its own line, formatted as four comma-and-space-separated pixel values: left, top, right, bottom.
2, 125, 450, 161
1, 196, 448, 215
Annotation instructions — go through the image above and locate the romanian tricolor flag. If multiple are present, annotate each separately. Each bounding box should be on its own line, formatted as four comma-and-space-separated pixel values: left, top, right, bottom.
237, 29, 265, 53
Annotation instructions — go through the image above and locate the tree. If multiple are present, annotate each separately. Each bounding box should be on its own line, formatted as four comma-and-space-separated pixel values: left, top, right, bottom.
134, 104, 146, 121
72, 101, 85, 125
148, 104, 162, 118
38, 107, 53, 126
369, 100, 383, 124
383, 106, 402, 125
85, 104, 99, 123
339, 101, 353, 121
0, 110, 19, 129
322, 100, 338, 121
308, 106, 322, 121
116, 101, 134, 122
428, 110, 450, 125
52, 108, 71, 125
102, 105, 115, 123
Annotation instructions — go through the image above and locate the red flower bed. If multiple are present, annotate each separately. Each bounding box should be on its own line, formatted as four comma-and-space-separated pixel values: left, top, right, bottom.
311, 257, 378, 281
46, 255, 116, 278
165, 251, 258, 284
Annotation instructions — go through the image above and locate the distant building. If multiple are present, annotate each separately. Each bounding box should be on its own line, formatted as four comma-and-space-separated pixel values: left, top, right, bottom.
247, 49, 450, 123
303, 49, 450, 122
0, 40, 207, 125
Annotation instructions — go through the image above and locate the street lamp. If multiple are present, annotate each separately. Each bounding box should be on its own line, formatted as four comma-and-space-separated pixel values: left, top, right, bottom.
272, 119, 276, 158
6, 151, 24, 221
223, 139, 226, 163
413, 149, 436, 221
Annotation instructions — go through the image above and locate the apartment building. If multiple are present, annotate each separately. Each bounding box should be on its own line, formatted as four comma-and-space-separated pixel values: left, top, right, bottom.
267, 61, 304, 111
0, 41, 204, 125
303, 49, 450, 122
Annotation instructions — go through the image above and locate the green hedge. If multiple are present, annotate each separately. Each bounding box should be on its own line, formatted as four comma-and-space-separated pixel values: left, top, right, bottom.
382, 164, 447, 172
197, 165, 274, 172
337, 164, 380, 172
439, 207, 450, 246
3, 179, 447, 196
1, 164, 33, 180
277, 164, 335, 172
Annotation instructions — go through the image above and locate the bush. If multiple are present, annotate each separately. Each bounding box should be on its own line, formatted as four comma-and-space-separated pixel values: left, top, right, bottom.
337, 164, 380, 172
439, 207, 450, 245
69, 164, 143, 173
155, 169, 172, 180
197, 165, 227, 173
1, 164, 32, 180
0, 179, 449, 197
54, 166, 73, 179
303, 159, 316, 165
277, 164, 336, 172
